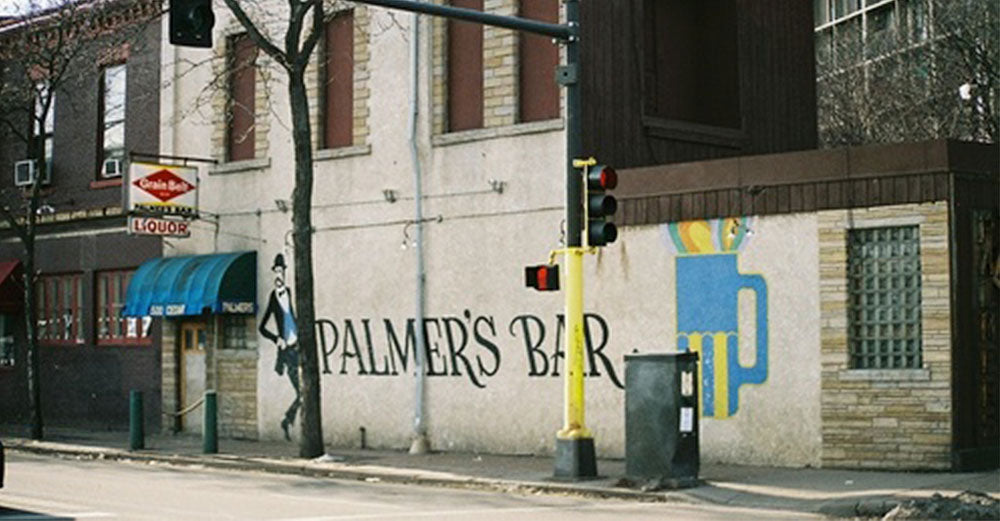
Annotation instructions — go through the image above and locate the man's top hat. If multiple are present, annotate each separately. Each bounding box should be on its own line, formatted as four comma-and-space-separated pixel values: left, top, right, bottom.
272, 253, 287, 270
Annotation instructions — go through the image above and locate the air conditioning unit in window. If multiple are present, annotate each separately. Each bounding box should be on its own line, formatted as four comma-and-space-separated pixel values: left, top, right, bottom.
101, 158, 123, 178
13, 159, 51, 187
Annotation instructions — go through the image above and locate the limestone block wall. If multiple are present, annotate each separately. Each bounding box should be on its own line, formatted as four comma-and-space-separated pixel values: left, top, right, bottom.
818, 202, 952, 470
216, 316, 260, 440
160, 320, 179, 433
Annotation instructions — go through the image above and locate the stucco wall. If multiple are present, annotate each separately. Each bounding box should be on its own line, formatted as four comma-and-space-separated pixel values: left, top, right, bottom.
251, 211, 823, 466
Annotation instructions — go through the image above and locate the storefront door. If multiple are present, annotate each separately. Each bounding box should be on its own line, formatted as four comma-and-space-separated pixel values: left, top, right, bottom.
180, 321, 207, 432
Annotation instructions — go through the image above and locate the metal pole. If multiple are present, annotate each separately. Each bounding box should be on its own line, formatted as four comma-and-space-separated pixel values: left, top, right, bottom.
408, 11, 431, 455
352, 0, 570, 40
129, 390, 144, 450
553, 0, 596, 479
203, 390, 218, 454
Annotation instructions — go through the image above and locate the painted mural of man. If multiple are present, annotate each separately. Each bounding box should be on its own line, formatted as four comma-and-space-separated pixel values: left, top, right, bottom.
258, 253, 300, 440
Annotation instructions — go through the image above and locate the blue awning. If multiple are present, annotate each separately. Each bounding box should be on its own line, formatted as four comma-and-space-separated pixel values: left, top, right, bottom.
123, 252, 257, 317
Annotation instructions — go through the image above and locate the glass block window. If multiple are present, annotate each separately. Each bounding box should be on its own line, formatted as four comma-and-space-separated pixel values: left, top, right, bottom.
222, 315, 250, 350
848, 225, 922, 369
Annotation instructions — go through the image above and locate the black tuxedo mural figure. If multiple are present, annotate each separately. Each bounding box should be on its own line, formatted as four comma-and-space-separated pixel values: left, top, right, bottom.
259, 253, 300, 440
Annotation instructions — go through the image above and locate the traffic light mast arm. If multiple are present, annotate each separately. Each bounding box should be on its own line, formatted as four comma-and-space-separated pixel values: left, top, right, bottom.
350, 0, 572, 40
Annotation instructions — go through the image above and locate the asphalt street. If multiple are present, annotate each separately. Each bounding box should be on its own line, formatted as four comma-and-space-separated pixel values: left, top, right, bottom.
0, 453, 825, 520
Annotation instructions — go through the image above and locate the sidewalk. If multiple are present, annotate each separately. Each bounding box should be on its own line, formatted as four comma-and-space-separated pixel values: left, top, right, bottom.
3, 427, 998, 519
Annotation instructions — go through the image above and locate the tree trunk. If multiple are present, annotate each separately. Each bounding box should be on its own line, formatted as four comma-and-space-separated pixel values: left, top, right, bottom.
288, 69, 324, 459
25, 188, 42, 440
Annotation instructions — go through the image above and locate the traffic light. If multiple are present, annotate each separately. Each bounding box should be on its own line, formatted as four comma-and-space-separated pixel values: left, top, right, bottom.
170, 0, 215, 48
526, 264, 560, 291
585, 164, 618, 246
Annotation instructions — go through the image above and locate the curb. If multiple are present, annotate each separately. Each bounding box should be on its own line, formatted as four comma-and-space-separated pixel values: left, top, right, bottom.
5, 439, 697, 505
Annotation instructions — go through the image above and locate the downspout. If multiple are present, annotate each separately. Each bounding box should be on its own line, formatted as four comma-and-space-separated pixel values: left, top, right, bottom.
408, 12, 430, 455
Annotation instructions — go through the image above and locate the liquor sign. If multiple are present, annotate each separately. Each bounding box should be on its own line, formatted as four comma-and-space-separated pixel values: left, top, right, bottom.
128, 162, 198, 217
129, 216, 191, 237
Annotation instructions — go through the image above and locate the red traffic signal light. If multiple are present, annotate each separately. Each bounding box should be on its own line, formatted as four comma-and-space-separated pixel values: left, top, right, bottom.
587, 165, 618, 190
585, 165, 618, 247
526, 264, 560, 291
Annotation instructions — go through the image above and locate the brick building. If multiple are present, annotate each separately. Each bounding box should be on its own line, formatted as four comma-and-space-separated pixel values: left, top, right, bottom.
0, 0, 164, 431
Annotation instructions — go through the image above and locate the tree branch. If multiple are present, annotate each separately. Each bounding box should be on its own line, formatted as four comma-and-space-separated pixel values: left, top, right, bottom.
223, 0, 291, 71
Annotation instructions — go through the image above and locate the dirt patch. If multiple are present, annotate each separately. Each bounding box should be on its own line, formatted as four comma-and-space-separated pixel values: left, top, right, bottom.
880, 491, 1000, 520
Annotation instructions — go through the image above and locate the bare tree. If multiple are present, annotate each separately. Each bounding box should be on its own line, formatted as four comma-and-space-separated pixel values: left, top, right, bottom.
219, 0, 326, 458
816, 0, 998, 147
0, 0, 159, 440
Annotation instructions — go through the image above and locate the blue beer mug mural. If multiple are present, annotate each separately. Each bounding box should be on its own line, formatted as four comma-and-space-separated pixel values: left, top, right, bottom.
666, 218, 769, 419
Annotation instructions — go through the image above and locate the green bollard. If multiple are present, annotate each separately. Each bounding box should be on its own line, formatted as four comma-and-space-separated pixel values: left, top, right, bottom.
129, 390, 144, 450
203, 390, 218, 454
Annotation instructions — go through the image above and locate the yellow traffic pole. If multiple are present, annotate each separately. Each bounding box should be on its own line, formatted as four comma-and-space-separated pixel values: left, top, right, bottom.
552, 156, 598, 478
558, 246, 591, 440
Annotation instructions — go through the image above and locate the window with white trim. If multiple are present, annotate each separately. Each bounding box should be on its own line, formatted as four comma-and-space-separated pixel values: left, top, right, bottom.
36, 273, 84, 345
100, 63, 127, 171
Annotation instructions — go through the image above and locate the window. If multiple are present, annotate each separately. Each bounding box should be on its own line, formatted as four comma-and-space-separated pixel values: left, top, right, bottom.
815, 0, 831, 26
36, 273, 83, 345
99, 63, 126, 170
643, 0, 740, 129
322, 11, 354, 148
96, 270, 151, 345
0, 314, 14, 367
847, 226, 922, 369
834, 0, 860, 20
34, 82, 54, 176
865, 5, 896, 59
221, 315, 250, 350
447, 0, 483, 132
323, 11, 355, 149
518, 0, 559, 123
903, 0, 928, 43
227, 34, 258, 162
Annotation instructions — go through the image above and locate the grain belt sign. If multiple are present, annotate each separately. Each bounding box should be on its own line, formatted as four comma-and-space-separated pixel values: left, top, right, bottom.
128, 162, 198, 217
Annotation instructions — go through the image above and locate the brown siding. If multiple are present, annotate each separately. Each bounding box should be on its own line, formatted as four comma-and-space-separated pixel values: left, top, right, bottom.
579, 0, 817, 169
617, 140, 999, 225
447, 0, 483, 132
324, 11, 354, 149
227, 34, 257, 162
518, 0, 559, 123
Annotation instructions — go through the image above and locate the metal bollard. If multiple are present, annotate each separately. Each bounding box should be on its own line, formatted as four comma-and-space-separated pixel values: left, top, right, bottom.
129, 390, 144, 450
203, 390, 218, 454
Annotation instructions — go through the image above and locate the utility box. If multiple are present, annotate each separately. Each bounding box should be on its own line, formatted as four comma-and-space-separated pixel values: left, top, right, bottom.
624, 352, 699, 486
